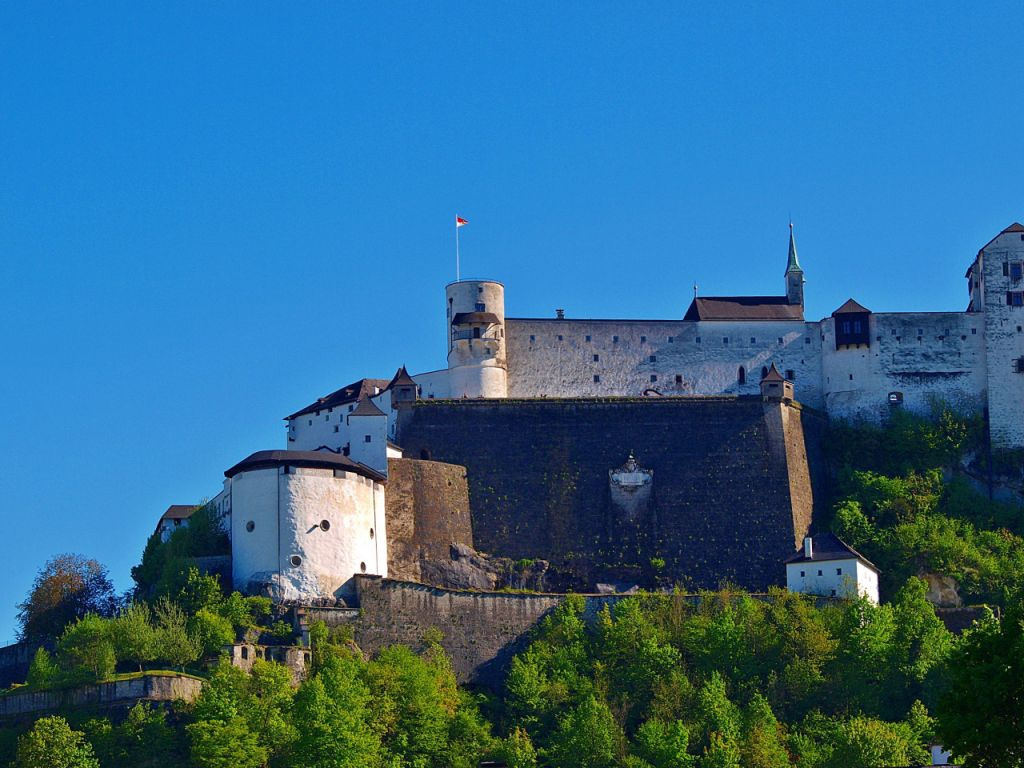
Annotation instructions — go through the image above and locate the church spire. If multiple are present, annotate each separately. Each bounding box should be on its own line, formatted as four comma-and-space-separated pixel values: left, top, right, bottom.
785, 221, 802, 274
785, 222, 804, 307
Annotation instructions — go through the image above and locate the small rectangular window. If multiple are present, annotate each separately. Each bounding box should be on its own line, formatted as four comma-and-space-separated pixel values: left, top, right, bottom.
804, 337, 810, 344
364, 435, 372, 443
593, 375, 601, 383
557, 334, 563, 341
593, 354, 599, 362
308, 419, 312, 426
334, 425, 339, 433
613, 335, 619, 343
650, 375, 657, 383
836, 568, 843, 575
800, 570, 805, 577
817, 569, 823, 576
668, 336, 674, 343
640, 335, 647, 343
475, 302, 485, 311
1004, 262, 1010, 276
777, 337, 783, 344
649, 355, 656, 363
786, 369, 795, 380
585, 335, 591, 342
675, 374, 682, 384
723, 337, 729, 344
696, 337, 701, 344
750, 337, 756, 344
853, 320, 862, 333
530, 335, 535, 342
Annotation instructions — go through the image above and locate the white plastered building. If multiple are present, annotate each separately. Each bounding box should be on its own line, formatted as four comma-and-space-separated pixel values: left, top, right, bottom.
225, 450, 388, 603
785, 533, 879, 604
290, 221, 1023, 449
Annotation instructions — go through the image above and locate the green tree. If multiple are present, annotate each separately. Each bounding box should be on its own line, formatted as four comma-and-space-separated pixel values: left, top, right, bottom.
152, 598, 200, 669
493, 727, 538, 768
189, 608, 235, 657
292, 652, 383, 768
110, 602, 156, 671
367, 643, 459, 766
26, 646, 59, 689
187, 717, 266, 768
632, 719, 695, 768
18, 554, 116, 642
545, 695, 622, 768
739, 694, 790, 768
176, 567, 225, 615
937, 604, 1024, 767
57, 613, 116, 683
14, 716, 100, 768
819, 715, 926, 768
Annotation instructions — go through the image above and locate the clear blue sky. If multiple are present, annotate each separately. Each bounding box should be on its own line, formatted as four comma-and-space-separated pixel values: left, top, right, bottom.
2, 3, 1022, 643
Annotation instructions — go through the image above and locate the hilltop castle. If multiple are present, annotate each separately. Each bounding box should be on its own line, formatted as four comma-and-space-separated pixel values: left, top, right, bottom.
188, 222, 1024, 606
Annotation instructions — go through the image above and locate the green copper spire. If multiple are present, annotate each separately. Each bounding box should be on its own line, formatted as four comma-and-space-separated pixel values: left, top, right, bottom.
785, 221, 802, 274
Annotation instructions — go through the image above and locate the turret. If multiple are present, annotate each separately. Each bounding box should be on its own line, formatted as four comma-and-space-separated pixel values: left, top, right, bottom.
346, 396, 388, 474
785, 223, 805, 307
387, 365, 418, 409
445, 279, 508, 398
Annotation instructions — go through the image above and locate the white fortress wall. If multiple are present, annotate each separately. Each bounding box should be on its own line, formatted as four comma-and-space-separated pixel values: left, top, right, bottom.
278, 468, 386, 602
288, 388, 391, 455
821, 311, 987, 423
230, 467, 281, 593
410, 368, 451, 400
505, 318, 824, 405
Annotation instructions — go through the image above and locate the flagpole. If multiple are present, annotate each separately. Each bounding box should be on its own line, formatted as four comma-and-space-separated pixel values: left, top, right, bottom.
456, 219, 461, 282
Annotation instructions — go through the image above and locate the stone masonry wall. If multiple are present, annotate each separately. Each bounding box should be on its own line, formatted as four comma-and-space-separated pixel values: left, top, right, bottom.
0, 674, 203, 720
396, 397, 822, 592
384, 458, 474, 582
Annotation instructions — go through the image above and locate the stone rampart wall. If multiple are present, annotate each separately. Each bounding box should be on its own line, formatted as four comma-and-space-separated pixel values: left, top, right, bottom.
396, 398, 821, 592
384, 458, 474, 582
0, 673, 203, 720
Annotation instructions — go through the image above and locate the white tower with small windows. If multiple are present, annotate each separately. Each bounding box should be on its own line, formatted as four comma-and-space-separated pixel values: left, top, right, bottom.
446, 279, 508, 398
227, 450, 387, 604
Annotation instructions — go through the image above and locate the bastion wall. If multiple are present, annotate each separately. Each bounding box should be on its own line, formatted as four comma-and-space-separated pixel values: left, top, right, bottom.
396, 397, 823, 592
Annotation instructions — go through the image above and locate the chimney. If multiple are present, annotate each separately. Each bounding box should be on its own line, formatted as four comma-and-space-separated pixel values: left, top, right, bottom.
803, 536, 813, 558
555, 308, 565, 319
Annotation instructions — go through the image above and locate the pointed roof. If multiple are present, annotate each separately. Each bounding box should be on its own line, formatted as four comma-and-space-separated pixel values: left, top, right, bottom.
978, 222, 1024, 253
832, 298, 871, 315
348, 395, 386, 418
785, 222, 802, 274
387, 365, 417, 390
784, 532, 879, 572
762, 363, 785, 382
284, 377, 390, 420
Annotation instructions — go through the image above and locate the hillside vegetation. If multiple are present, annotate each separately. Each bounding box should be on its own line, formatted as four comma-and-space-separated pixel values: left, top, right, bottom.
1, 405, 1021, 767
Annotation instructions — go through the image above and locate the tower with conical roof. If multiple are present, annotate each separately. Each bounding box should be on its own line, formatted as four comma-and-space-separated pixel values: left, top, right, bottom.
785, 222, 805, 307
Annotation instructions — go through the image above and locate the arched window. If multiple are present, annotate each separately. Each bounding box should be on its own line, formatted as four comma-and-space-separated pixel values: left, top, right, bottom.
738, 367, 746, 385
761, 366, 769, 380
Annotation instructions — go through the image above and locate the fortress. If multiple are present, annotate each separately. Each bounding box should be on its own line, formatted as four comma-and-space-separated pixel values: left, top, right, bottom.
186, 222, 1023, 607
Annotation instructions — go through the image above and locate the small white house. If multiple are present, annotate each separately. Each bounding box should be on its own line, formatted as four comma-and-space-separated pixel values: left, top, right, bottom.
785, 533, 879, 604
156, 504, 197, 542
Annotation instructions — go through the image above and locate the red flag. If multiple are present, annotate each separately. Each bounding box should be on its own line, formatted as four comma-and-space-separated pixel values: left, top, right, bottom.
456, 216, 468, 227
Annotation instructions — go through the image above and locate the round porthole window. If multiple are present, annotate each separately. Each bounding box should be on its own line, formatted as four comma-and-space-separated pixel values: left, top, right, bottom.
245, 521, 255, 533
360, 562, 367, 573
369, 528, 375, 539
319, 520, 331, 531
290, 555, 302, 567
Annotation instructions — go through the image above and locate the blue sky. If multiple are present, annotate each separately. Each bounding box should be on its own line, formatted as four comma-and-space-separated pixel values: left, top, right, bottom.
1, 3, 1022, 642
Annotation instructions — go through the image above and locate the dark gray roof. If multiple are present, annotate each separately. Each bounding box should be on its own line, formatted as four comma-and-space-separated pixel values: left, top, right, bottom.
683, 296, 803, 322
285, 378, 390, 420
785, 532, 879, 572
224, 450, 385, 482
762, 363, 785, 382
452, 311, 500, 325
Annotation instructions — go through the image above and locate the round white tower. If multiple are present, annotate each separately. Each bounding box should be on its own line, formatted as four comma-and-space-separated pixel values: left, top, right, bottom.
446, 279, 508, 398
227, 451, 388, 604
